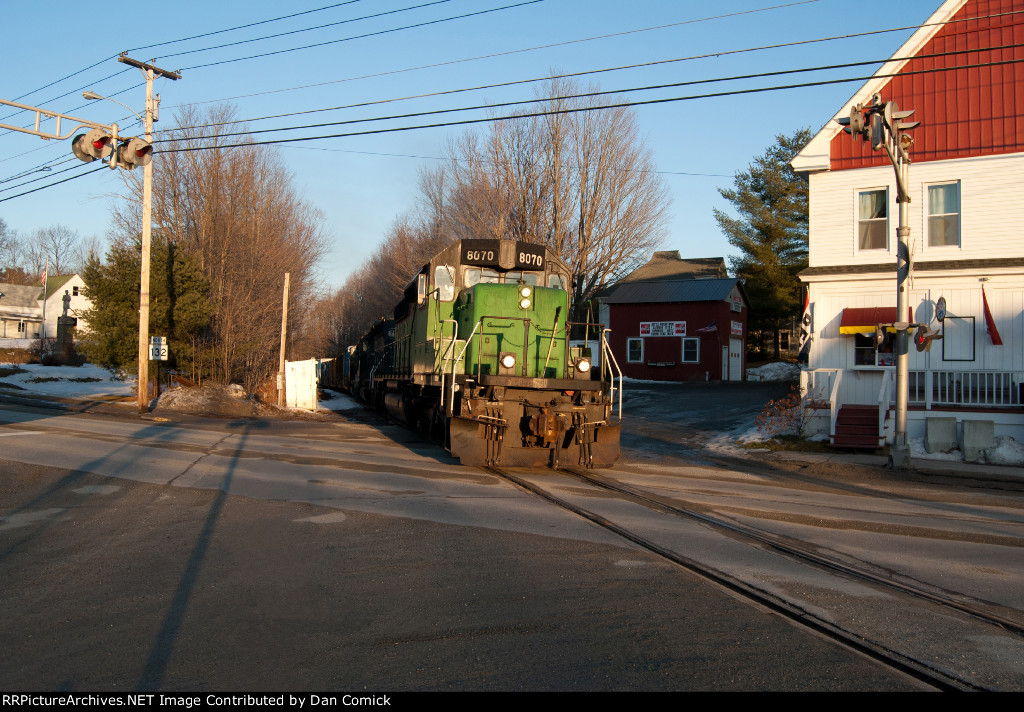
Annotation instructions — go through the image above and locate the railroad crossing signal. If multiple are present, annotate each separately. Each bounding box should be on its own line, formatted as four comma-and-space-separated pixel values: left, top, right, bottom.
71, 129, 113, 163
118, 137, 153, 170
914, 325, 942, 352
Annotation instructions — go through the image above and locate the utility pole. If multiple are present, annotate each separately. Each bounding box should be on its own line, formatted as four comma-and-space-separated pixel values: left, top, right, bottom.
837, 95, 920, 469
278, 273, 290, 407
118, 55, 181, 413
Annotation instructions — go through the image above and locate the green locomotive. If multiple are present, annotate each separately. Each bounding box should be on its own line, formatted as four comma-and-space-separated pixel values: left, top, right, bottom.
356, 238, 622, 468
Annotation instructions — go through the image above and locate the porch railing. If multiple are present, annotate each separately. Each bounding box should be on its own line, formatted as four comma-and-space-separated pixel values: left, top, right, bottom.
908, 370, 1023, 409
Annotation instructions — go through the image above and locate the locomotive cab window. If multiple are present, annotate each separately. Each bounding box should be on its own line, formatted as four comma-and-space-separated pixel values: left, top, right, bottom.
465, 268, 500, 286
435, 265, 455, 301
547, 274, 567, 290
504, 271, 539, 286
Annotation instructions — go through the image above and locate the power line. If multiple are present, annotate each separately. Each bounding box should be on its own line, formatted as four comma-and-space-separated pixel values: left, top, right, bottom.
160, 55, 1024, 153
160, 0, 456, 60
279, 143, 734, 177
171, 19, 1024, 134
180, 0, 550, 71
126, 0, 371, 54
170, 0, 825, 109
0, 165, 106, 205
157, 44, 1024, 144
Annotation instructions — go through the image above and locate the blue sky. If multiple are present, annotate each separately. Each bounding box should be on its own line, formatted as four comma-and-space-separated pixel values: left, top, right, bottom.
1, 0, 940, 290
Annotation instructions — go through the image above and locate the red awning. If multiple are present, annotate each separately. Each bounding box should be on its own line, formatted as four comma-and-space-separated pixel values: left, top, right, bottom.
839, 307, 911, 335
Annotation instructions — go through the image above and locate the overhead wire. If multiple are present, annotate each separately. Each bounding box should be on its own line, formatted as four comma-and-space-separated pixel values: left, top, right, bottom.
155, 43, 1024, 144
181, 0, 552, 71
159, 0, 457, 60
126, 0, 372, 54
169, 18, 1024, 134
159, 54, 1024, 154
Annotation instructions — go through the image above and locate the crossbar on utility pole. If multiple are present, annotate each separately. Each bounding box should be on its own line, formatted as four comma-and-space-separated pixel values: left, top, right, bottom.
119, 55, 180, 414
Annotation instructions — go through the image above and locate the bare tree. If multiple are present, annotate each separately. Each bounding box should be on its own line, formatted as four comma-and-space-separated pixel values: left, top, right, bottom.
110, 104, 327, 390
432, 77, 670, 319
24, 224, 83, 276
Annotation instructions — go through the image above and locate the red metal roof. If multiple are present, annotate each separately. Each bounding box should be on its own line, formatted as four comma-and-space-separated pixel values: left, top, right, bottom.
831, 0, 1024, 169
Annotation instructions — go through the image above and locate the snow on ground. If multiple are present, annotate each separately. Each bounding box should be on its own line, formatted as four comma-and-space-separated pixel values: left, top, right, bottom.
317, 389, 361, 411
746, 362, 800, 382
910, 435, 1024, 466
0, 363, 133, 399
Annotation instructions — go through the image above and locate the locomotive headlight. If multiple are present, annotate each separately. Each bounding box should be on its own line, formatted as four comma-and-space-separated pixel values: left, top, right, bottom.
575, 357, 591, 373
518, 297, 532, 309
519, 286, 532, 298
501, 354, 517, 369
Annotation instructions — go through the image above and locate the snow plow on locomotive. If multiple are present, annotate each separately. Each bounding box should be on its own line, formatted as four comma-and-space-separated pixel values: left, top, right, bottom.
345, 238, 622, 468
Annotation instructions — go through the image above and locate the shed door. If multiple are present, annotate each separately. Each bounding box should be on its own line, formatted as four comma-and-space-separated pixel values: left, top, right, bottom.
728, 338, 743, 381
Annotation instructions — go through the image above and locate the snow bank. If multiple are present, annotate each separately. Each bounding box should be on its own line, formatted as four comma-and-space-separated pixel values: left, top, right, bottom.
910, 435, 1024, 466
0, 363, 132, 399
746, 362, 800, 382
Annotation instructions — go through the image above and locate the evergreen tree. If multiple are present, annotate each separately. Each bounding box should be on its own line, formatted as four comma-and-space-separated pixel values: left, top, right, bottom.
80, 236, 213, 374
714, 129, 810, 359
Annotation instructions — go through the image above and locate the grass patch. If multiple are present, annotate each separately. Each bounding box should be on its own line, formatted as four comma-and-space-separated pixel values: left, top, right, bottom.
27, 376, 61, 383
0, 366, 28, 378
741, 436, 834, 453
0, 382, 25, 390
67, 377, 102, 383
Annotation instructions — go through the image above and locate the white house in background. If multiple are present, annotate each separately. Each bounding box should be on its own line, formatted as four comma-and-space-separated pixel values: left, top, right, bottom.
0, 275, 92, 344
792, 0, 1024, 448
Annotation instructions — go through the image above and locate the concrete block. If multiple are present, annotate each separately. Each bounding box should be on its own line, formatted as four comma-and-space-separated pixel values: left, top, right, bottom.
925, 417, 958, 454
962, 419, 995, 463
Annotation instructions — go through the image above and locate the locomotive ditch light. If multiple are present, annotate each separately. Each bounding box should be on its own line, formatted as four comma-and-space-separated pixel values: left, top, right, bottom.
500, 353, 516, 369
575, 357, 591, 373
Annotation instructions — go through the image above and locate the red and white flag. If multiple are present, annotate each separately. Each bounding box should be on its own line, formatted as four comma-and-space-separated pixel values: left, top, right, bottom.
982, 285, 1003, 346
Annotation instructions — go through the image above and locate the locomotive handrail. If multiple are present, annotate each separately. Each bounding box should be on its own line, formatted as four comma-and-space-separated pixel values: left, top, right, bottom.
448, 318, 483, 416
436, 319, 459, 375
601, 328, 623, 422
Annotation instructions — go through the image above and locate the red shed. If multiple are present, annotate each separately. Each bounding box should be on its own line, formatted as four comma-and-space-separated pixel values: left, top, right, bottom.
606, 278, 749, 382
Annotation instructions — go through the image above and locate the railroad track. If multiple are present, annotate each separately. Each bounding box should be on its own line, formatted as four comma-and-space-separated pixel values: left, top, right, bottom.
482, 464, 1022, 691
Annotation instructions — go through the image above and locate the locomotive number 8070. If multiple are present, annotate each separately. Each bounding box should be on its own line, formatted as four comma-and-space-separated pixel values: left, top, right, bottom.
344, 238, 622, 468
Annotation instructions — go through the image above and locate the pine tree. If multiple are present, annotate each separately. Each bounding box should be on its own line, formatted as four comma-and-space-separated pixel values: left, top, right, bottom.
714, 129, 810, 359
80, 236, 213, 375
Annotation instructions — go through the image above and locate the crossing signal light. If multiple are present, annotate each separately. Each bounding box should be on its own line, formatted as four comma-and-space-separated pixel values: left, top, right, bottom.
837, 105, 868, 141
117, 138, 153, 170
914, 325, 942, 352
71, 129, 113, 163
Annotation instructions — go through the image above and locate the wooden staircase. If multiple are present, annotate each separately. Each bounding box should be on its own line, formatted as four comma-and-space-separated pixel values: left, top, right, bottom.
830, 405, 886, 450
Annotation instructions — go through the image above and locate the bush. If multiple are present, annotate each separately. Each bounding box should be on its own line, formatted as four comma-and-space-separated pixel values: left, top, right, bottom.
755, 385, 808, 439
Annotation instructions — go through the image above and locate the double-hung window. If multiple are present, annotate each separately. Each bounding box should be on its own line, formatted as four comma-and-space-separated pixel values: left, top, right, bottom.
858, 189, 888, 250
928, 182, 960, 247
627, 338, 643, 363
681, 338, 699, 363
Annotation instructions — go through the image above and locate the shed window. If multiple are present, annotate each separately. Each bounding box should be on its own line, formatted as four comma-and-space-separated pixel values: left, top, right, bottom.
681, 338, 699, 363
858, 189, 888, 250
928, 182, 960, 247
72, 286, 80, 296
627, 338, 643, 363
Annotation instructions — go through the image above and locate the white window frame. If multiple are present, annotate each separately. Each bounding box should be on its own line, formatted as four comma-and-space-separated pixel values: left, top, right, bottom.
856, 187, 889, 252
681, 337, 699, 363
926, 181, 961, 248
627, 337, 644, 363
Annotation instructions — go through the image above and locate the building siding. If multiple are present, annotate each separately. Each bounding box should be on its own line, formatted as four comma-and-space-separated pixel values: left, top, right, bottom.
807, 152, 1024, 268
609, 300, 746, 382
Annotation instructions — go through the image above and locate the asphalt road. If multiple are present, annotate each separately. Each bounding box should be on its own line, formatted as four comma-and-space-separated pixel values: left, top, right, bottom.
0, 400, 925, 692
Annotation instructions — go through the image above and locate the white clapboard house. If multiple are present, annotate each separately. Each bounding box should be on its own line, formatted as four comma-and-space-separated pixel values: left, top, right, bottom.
792, 0, 1024, 448
0, 274, 91, 347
